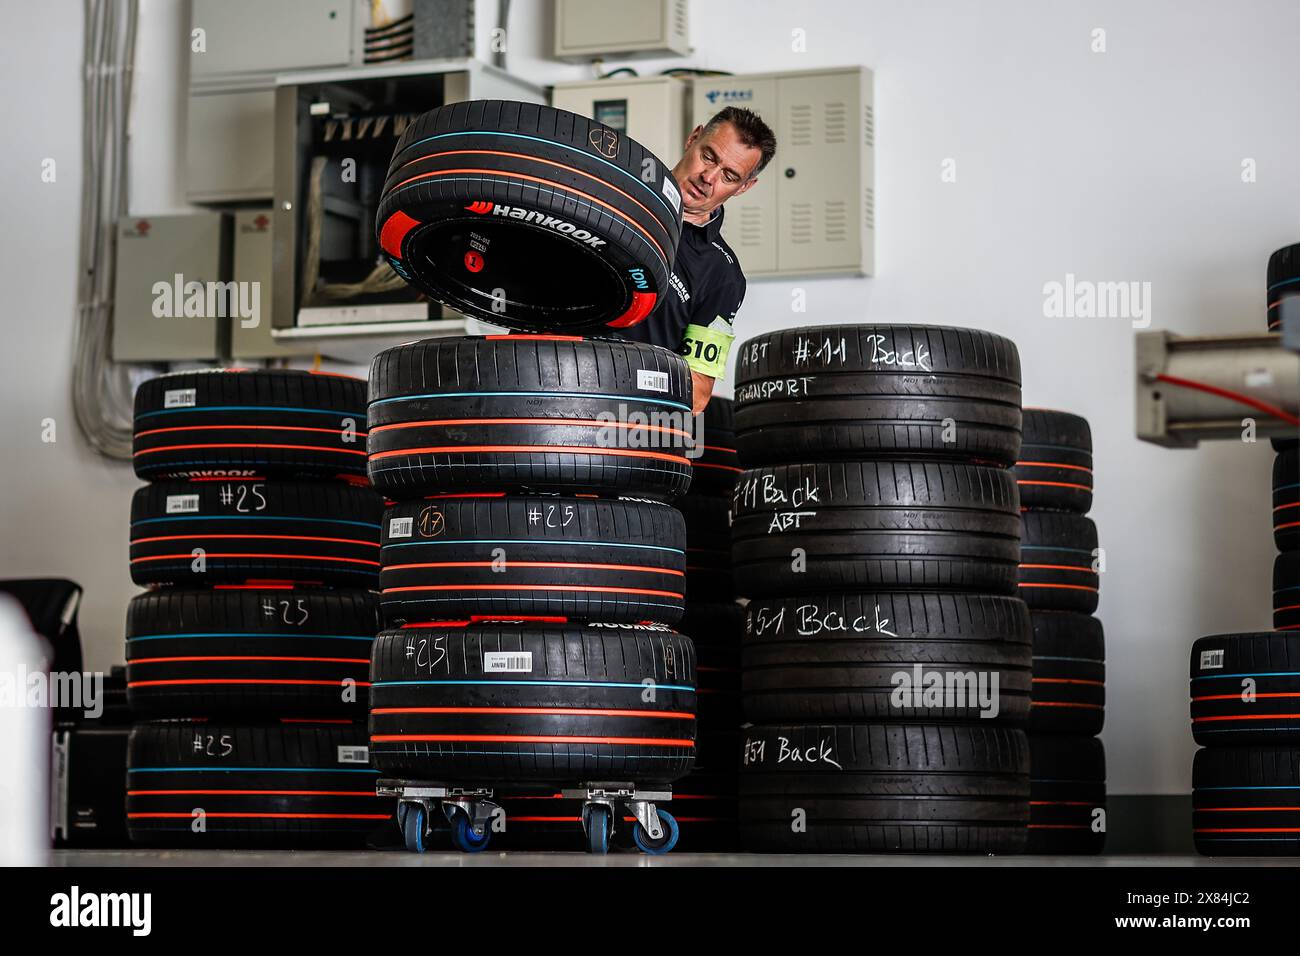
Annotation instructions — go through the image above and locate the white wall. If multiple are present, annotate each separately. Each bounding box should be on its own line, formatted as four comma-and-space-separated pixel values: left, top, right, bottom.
0, 0, 192, 689
2, 0, 1297, 795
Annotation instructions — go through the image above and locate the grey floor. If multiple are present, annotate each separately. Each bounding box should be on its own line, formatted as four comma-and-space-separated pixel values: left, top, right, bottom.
50, 849, 1300, 867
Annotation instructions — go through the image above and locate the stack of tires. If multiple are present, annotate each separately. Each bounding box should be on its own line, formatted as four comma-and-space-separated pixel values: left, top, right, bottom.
363, 100, 704, 854
1013, 409, 1107, 854
365, 335, 699, 854
124, 369, 391, 847
731, 324, 1032, 853
1189, 244, 1300, 856
675, 398, 744, 849
1190, 630, 1300, 855
1270, 243, 1300, 639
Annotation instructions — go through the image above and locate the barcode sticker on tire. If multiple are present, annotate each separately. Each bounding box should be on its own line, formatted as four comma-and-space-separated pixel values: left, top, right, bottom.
484, 651, 533, 673
337, 746, 370, 764
165, 494, 200, 514
637, 369, 670, 393
1199, 649, 1225, 670
388, 517, 413, 538
661, 175, 681, 213
163, 388, 197, 408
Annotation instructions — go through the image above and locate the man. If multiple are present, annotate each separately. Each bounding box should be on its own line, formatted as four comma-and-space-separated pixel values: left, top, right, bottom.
620, 107, 777, 413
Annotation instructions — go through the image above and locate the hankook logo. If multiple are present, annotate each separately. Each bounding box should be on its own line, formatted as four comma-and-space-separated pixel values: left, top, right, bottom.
463, 202, 607, 248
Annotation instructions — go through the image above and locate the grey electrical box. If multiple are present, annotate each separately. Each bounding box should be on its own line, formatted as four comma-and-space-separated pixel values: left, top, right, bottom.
186, 0, 355, 204
112, 213, 230, 361
230, 209, 316, 358
554, 0, 690, 60
189, 0, 354, 80
186, 0, 475, 204
551, 75, 688, 167
187, 89, 276, 203
691, 66, 874, 279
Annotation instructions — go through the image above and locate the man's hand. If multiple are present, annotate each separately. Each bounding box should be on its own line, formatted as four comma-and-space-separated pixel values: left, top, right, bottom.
690, 370, 714, 414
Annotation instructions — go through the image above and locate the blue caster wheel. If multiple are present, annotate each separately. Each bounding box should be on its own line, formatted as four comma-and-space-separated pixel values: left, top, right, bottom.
632, 809, 678, 855
400, 803, 426, 854
450, 809, 491, 853
582, 804, 612, 855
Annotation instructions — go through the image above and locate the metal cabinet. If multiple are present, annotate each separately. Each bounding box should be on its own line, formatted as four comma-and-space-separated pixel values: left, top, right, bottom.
186, 89, 277, 203
111, 213, 229, 361
550, 75, 689, 170
186, 0, 357, 203
554, 0, 690, 60
188, 0, 354, 79
230, 209, 317, 358
691, 67, 874, 279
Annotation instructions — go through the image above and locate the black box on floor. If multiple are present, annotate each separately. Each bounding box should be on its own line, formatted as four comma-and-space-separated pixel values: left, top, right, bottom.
50, 666, 131, 848
51, 725, 130, 848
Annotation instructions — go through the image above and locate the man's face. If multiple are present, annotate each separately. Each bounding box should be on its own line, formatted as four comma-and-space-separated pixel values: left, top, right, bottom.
672, 121, 764, 218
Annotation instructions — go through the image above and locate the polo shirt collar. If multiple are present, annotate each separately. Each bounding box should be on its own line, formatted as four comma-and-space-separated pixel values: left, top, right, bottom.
686, 205, 726, 242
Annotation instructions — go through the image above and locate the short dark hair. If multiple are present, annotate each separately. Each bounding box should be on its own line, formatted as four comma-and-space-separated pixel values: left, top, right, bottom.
702, 107, 776, 178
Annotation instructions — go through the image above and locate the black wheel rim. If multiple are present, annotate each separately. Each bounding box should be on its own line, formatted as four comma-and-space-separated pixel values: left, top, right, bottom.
406, 219, 626, 329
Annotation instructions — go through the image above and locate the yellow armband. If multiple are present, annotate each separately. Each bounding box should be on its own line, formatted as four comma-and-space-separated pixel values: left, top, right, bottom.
677, 322, 734, 378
